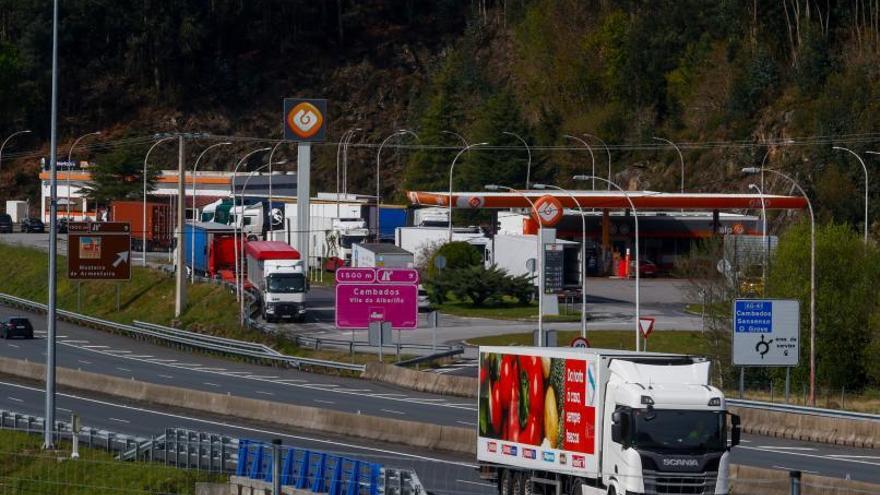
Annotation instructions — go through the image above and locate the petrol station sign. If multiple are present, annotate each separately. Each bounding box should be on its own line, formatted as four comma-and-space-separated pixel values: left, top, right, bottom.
67, 222, 131, 280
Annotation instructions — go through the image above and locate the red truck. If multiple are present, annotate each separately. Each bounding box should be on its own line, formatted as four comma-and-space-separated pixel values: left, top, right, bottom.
110, 200, 173, 252
183, 221, 241, 282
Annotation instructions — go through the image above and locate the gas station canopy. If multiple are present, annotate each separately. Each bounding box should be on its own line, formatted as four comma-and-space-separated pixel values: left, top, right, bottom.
406, 190, 808, 210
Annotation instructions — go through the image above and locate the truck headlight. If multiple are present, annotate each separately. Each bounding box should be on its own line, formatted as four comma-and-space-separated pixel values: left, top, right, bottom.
266, 306, 275, 313
708, 397, 721, 406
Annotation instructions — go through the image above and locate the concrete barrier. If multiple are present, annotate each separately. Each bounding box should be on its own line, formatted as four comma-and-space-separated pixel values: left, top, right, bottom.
0, 357, 476, 455
225, 476, 312, 495
363, 362, 477, 398
728, 405, 879, 449
730, 464, 879, 494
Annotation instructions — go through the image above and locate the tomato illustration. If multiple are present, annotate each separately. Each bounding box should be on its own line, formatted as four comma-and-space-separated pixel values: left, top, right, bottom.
527, 362, 545, 419
489, 381, 503, 434
499, 355, 517, 406
507, 392, 521, 443
522, 415, 543, 446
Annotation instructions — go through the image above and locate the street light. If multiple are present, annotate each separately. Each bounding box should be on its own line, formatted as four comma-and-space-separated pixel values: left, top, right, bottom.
574, 174, 642, 351
564, 135, 596, 190
232, 147, 272, 304
743, 166, 816, 405
448, 142, 489, 242
833, 146, 869, 245
503, 131, 532, 189
66, 131, 101, 220
0, 129, 32, 179
191, 141, 231, 282
652, 136, 684, 194
142, 136, 177, 266
534, 183, 588, 338
375, 129, 418, 241
484, 184, 545, 346
441, 130, 469, 149
267, 141, 291, 239
584, 133, 611, 190
239, 160, 280, 326
337, 128, 361, 218
748, 183, 768, 288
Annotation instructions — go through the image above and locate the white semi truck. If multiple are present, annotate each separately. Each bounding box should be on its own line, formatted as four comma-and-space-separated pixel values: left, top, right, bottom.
477, 347, 740, 495
245, 241, 307, 322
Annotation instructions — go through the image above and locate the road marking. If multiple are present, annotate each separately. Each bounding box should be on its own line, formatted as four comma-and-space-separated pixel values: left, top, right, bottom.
336, 389, 372, 393
81, 345, 109, 349
146, 359, 177, 363
108, 417, 131, 424
247, 375, 279, 379
116, 367, 132, 372
58, 407, 71, 413
314, 399, 335, 405
193, 368, 226, 372
7, 397, 23, 403
222, 371, 252, 376
738, 446, 880, 467
456, 480, 496, 488
158, 374, 174, 379
6, 344, 18, 349
380, 409, 406, 416
255, 391, 274, 396
456, 421, 477, 427
126, 355, 153, 359
275, 379, 307, 383
759, 446, 817, 451
203, 382, 221, 387
827, 455, 880, 460
105, 350, 132, 354
77, 360, 92, 365
371, 393, 406, 398
412, 398, 445, 402
61, 340, 89, 344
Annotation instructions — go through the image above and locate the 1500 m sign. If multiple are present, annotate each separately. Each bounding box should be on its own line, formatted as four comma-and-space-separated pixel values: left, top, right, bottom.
335, 267, 418, 329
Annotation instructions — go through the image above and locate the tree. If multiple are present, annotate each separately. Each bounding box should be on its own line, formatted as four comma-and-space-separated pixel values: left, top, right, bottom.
449, 264, 509, 306
82, 145, 159, 205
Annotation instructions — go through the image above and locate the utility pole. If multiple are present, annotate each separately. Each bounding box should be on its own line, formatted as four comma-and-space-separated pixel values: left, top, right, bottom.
175, 135, 187, 317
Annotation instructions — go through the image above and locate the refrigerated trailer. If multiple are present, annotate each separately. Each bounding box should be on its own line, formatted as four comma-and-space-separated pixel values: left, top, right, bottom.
111, 200, 172, 251
477, 347, 740, 495
245, 241, 307, 322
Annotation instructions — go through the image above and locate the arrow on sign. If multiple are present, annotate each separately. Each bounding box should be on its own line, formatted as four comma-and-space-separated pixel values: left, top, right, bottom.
638, 317, 656, 338
112, 251, 130, 268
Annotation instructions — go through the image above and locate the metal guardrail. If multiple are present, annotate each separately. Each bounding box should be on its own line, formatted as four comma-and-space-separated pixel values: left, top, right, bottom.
0, 409, 150, 454
727, 398, 880, 421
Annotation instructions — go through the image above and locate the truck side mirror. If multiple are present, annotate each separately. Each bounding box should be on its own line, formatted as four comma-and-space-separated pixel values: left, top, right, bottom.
611, 410, 625, 444
730, 414, 741, 448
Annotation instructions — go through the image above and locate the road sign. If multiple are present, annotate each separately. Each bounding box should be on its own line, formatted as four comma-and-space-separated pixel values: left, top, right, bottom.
532, 195, 565, 227
543, 244, 564, 294
638, 317, 656, 338
732, 299, 800, 367
570, 336, 591, 348
283, 98, 328, 142
67, 222, 131, 280
335, 267, 419, 329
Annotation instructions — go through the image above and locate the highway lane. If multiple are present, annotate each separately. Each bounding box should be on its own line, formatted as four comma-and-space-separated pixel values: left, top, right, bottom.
2, 306, 878, 484
0, 380, 490, 495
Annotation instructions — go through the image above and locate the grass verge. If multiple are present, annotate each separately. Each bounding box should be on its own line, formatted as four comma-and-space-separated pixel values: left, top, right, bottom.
435, 297, 582, 322
0, 429, 223, 494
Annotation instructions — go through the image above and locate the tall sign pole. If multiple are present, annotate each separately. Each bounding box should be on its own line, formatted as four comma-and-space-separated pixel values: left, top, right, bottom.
297, 143, 311, 275
175, 135, 187, 317
44, 0, 60, 450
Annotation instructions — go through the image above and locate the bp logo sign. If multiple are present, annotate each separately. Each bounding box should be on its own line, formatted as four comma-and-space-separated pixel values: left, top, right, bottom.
283, 98, 327, 142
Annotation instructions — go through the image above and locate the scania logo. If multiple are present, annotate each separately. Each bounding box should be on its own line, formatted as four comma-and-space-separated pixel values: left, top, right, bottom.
662, 458, 699, 467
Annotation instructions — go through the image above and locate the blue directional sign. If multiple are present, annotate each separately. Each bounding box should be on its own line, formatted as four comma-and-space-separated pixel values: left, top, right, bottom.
732, 299, 800, 367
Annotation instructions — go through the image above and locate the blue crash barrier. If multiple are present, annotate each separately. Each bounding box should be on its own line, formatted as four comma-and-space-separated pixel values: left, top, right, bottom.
237, 439, 381, 495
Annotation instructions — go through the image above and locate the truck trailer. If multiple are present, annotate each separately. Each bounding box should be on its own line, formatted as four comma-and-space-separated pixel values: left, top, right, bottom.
477, 346, 740, 495
111, 200, 172, 251
182, 221, 240, 281
245, 241, 307, 322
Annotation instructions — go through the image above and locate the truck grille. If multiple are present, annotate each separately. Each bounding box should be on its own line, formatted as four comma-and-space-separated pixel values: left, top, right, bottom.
642, 470, 717, 495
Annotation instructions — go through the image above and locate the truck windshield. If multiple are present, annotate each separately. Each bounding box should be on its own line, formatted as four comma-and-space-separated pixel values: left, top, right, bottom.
632, 410, 725, 453
340, 235, 366, 249
267, 274, 305, 293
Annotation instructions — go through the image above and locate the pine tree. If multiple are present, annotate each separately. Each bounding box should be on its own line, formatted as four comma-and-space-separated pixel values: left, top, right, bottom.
82, 145, 159, 205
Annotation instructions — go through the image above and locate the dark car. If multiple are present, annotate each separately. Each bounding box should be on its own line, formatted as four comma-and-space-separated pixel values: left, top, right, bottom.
20, 217, 45, 233
1, 317, 34, 339
0, 214, 12, 233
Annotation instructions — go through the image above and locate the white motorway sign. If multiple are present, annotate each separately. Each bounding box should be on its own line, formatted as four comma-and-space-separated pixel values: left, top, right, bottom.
732, 299, 800, 367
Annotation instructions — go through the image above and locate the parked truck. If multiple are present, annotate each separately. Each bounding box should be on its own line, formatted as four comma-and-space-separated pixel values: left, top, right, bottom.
395, 225, 490, 265
110, 200, 172, 251
182, 221, 240, 281
245, 241, 307, 322
477, 346, 740, 495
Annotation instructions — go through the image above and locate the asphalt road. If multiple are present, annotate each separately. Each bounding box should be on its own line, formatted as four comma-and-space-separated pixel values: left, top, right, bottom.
1, 305, 878, 486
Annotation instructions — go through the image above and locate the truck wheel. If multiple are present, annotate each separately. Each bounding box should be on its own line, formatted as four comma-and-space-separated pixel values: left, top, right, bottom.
512, 472, 526, 495
499, 470, 513, 495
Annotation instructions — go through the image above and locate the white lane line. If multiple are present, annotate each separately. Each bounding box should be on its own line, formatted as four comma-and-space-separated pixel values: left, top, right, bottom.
738, 446, 880, 467
255, 391, 274, 396
371, 393, 406, 398
6, 344, 19, 349
275, 379, 307, 383
61, 340, 89, 344
246, 375, 279, 379
105, 350, 132, 354
412, 398, 445, 402
126, 355, 153, 359
193, 368, 226, 372
7, 397, 23, 403
457, 480, 496, 488
380, 409, 406, 416
456, 421, 477, 427
759, 446, 817, 451
773, 465, 818, 474
81, 345, 109, 349
314, 399, 335, 405
77, 360, 92, 365
0, 380, 477, 468
58, 407, 71, 413
108, 417, 131, 424
222, 371, 252, 376
827, 455, 880, 460
116, 367, 132, 372
336, 389, 372, 393
172, 363, 203, 367
158, 374, 174, 379
203, 382, 221, 388
146, 359, 177, 363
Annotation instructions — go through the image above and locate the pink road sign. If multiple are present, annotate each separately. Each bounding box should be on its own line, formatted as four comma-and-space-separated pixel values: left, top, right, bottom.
376, 268, 419, 284
335, 267, 376, 284
335, 284, 419, 329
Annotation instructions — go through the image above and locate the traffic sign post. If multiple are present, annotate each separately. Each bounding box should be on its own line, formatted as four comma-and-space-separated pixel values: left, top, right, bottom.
67, 222, 131, 280
570, 336, 591, 348
733, 299, 800, 401
638, 317, 655, 351
335, 267, 420, 331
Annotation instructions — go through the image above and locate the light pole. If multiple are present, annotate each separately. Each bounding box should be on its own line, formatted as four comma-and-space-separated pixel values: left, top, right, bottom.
239, 161, 273, 326
574, 175, 641, 351
232, 147, 271, 304
441, 130, 469, 149
503, 131, 532, 189
584, 133, 611, 190
375, 129, 418, 241
743, 167, 816, 405
0, 129, 32, 178
448, 142, 489, 242
748, 183, 768, 288
564, 135, 596, 190
652, 136, 684, 194
142, 136, 177, 266
191, 141, 231, 282
534, 183, 588, 338
485, 184, 545, 345
267, 141, 291, 239
66, 131, 101, 220
833, 147, 869, 245
337, 128, 360, 218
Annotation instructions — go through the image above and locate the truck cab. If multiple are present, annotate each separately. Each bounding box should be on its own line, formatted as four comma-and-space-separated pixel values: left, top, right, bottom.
601, 359, 738, 495
261, 259, 307, 322
333, 217, 369, 263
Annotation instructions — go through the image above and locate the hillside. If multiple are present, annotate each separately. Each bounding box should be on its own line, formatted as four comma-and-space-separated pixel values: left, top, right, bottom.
2, 1, 880, 230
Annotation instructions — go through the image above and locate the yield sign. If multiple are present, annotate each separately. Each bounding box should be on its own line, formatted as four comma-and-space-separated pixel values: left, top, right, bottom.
638, 317, 656, 338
